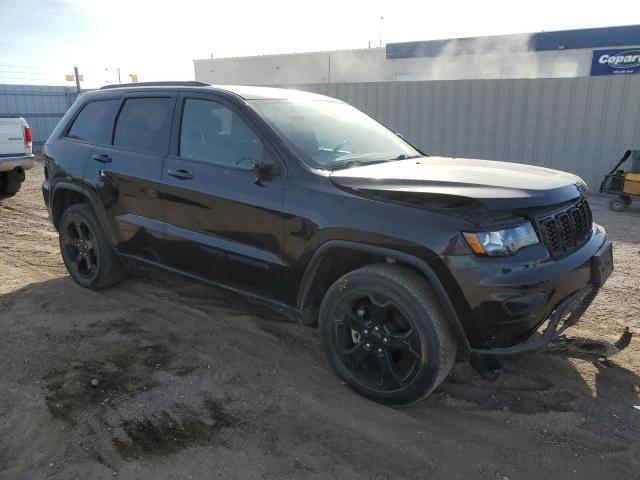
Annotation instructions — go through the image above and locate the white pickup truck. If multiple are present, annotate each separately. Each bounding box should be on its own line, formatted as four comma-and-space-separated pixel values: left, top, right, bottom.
0, 117, 35, 197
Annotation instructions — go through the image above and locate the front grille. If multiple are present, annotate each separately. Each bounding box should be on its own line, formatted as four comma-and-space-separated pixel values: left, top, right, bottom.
538, 197, 593, 257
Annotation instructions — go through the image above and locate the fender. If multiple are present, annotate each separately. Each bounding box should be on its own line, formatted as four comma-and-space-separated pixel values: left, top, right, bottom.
297, 240, 471, 351
51, 181, 119, 247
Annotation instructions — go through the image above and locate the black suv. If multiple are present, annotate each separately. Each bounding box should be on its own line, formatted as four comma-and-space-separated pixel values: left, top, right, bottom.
43, 81, 615, 405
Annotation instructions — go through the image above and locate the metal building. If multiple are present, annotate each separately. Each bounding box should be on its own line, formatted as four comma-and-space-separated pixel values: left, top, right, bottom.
194, 25, 640, 84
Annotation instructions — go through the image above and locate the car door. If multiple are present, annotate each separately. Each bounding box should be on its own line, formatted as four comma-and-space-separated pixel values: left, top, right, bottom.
84, 92, 177, 262
59, 98, 122, 190
161, 93, 287, 300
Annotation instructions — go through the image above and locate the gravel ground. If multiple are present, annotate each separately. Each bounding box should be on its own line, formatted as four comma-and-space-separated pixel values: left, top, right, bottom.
0, 164, 639, 479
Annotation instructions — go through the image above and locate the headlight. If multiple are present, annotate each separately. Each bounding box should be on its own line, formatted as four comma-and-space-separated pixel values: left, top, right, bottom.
462, 223, 539, 256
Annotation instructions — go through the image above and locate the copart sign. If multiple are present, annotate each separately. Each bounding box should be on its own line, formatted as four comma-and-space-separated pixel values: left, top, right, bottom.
591, 48, 640, 76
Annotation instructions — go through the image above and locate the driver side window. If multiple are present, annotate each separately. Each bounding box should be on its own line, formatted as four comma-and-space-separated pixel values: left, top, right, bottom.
179, 98, 264, 169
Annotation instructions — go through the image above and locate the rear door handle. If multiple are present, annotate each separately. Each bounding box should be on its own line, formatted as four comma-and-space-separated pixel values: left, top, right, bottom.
167, 169, 194, 180
92, 154, 112, 163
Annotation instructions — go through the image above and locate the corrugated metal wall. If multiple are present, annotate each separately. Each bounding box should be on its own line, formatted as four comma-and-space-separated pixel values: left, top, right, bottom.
0, 84, 78, 151
291, 75, 640, 189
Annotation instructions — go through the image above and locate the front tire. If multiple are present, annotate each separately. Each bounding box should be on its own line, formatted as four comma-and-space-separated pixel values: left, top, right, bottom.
319, 264, 456, 406
59, 203, 126, 289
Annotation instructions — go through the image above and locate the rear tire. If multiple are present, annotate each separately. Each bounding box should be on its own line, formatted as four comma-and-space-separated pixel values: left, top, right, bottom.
319, 264, 456, 406
59, 203, 127, 289
0, 171, 23, 197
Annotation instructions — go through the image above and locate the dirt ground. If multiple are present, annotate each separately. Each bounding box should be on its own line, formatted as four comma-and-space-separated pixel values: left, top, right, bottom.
1, 164, 639, 480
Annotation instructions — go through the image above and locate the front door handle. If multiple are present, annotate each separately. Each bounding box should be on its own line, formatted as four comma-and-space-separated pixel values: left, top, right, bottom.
167, 169, 194, 180
92, 154, 112, 163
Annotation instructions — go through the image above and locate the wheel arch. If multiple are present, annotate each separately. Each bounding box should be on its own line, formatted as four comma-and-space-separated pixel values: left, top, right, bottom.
51, 182, 118, 247
296, 240, 470, 351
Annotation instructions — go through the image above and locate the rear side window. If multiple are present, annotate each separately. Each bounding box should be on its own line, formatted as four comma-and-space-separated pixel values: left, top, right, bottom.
66, 99, 119, 144
113, 97, 174, 154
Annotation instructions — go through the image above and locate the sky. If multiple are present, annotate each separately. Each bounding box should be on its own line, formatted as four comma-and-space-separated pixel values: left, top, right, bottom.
1, 0, 639, 87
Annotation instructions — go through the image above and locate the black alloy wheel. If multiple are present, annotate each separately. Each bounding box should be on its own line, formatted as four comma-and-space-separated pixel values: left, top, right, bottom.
58, 203, 126, 289
319, 264, 456, 406
62, 217, 99, 281
333, 292, 422, 390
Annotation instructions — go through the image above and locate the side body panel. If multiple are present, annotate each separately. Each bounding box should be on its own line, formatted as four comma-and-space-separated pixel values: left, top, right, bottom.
44, 93, 120, 226
159, 92, 288, 299
278, 166, 470, 305
86, 146, 168, 261
83, 91, 178, 262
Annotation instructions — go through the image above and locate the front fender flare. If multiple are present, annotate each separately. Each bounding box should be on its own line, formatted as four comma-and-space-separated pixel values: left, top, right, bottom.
297, 240, 470, 351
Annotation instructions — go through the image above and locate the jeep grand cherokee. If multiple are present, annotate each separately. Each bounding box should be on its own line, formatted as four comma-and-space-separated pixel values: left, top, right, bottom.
42, 81, 615, 405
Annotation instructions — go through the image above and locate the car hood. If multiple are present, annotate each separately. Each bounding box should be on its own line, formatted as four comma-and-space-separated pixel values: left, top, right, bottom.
329, 157, 586, 209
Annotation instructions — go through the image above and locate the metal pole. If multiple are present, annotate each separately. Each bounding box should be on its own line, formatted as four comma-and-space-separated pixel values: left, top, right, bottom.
73, 66, 81, 93
328, 55, 331, 84
118, 68, 121, 84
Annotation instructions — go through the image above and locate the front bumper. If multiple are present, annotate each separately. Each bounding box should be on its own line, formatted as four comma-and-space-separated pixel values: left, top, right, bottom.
0, 154, 35, 172
447, 224, 612, 349
461, 237, 631, 377
471, 238, 615, 357
471, 286, 596, 356
469, 280, 631, 379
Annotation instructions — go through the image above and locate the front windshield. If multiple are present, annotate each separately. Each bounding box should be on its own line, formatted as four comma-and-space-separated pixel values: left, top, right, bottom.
249, 99, 421, 169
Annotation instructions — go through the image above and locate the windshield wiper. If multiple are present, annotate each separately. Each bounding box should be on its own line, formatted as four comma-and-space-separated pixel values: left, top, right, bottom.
330, 159, 392, 170
332, 155, 422, 169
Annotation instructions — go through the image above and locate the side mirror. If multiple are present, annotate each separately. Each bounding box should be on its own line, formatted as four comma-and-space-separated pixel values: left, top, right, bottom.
253, 159, 274, 175
252, 159, 275, 186
235, 157, 274, 185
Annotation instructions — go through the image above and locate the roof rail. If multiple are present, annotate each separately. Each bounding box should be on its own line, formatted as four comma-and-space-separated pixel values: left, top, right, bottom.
100, 81, 210, 90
